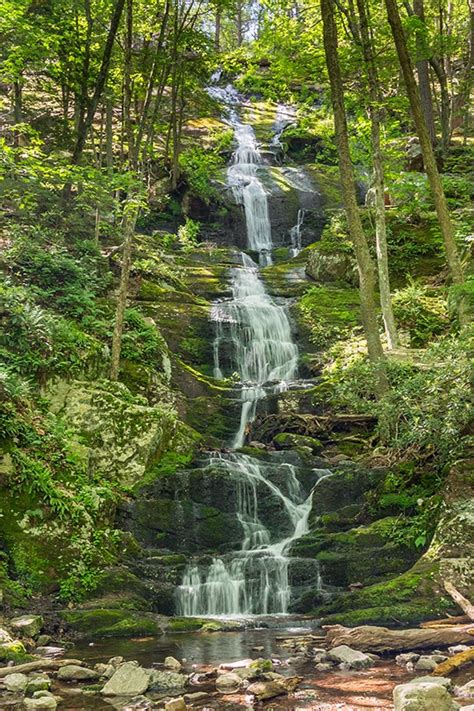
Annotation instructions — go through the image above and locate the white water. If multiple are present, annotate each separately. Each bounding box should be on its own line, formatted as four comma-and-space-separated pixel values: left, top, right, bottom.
176, 104, 323, 617
290, 208, 305, 257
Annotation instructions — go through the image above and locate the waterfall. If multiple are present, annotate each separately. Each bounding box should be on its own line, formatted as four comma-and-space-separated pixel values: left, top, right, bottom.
289, 208, 305, 257
176, 106, 321, 617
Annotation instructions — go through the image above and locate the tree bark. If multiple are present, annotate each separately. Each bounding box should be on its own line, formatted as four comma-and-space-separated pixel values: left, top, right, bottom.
321, 0, 389, 395
384, 0, 467, 325
323, 623, 474, 652
444, 582, 474, 621
413, 0, 436, 144
355, 0, 399, 349
110, 199, 139, 381
71, 0, 126, 164
215, 5, 221, 51
123, 0, 135, 164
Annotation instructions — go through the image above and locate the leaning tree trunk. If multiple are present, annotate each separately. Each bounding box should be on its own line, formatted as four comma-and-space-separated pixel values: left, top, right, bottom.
414, 0, 436, 145
385, 0, 467, 326
356, 0, 399, 349
321, 0, 389, 396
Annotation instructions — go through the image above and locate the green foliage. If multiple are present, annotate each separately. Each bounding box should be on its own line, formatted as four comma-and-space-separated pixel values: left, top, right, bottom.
298, 284, 359, 347
177, 217, 201, 252
179, 147, 222, 203
325, 330, 472, 467
392, 279, 450, 346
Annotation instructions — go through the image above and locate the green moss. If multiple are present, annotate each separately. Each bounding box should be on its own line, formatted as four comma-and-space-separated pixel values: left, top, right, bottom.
167, 617, 207, 632
61, 609, 160, 638
0, 640, 34, 664
273, 432, 322, 453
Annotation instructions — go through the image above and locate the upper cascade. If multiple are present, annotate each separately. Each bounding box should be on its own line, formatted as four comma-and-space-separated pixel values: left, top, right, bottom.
176, 97, 321, 617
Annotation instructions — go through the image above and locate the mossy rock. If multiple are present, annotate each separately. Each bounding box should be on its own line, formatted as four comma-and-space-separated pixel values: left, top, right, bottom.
273, 432, 323, 453
315, 562, 455, 626
166, 617, 207, 632
0, 640, 33, 664
61, 609, 160, 638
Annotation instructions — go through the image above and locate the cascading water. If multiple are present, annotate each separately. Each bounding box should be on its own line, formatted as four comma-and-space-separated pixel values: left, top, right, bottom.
176, 101, 324, 617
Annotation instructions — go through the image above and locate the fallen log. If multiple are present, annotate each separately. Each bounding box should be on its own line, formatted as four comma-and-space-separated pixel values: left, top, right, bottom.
444, 582, 474, 622
322, 624, 474, 653
420, 615, 470, 628
0, 658, 85, 678
432, 648, 474, 676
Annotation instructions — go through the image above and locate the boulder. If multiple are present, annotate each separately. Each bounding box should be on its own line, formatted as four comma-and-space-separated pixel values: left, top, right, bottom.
101, 662, 150, 696
57, 665, 100, 681
215, 672, 242, 693
327, 645, 373, 669
306, 248, 357, 285
164, 698, 186, 711
147, 670, 186, 691
248, 658, 273, 673
0, 628, 13, 643
26, 676, 51, 694
393, 681, 460, 711
35, 636, 51, 647
247, 676, 301, 701
411, 677, 452, 689
414, 656, 438, 672
4, 672, 29, 692
10, 615, 43, 638
23, 692, 58, 710
455, 680, 474, 699
396, 652, 420, 666
164, 656, 182, 672
315, 662, 333, 672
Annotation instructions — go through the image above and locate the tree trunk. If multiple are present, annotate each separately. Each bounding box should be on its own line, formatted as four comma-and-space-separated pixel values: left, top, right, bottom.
71, 0, 126, 164
414, 0, 436, 144
321, 0, 389, 395
385, 0, 467, 325
110, 199, 138, 381
215, 6, 221, 51
461, 0, 474, 143
106, 96, 114, 172
429, 56, 451, 153
236, 2, 243, 46
355, 0, 399, 349
13, 80, 23, 146
123, 0, 134, 163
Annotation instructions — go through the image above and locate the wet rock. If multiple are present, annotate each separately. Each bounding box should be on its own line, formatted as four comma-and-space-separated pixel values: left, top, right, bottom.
147, 670, 186, 692
306, 248, 357, 286
393, 680, 460, 711
11, 615, 43, 638
23, 691, 58, 710
247, 676, 301, 701
108, 656, 125, 668
252, 646, 265, 652
164, 698, 186, 711
448, 645, 471, 655
396, 652, 419, 666
0, 628, 13, 643
105, 695, 154, 710
327, 645, 373, 669
4, 672, 29, 692
35, 647, 65, 658
57, 664, 100, 681
313, 649, 329, 663
95, 663, 115, 678
414, 656, 438, 672
248, 658, 273, 673
101, 662, 151, 696
455, 680, 474, 698
215, 672, 243, 693
184, 691, 209, 703
164, 656, 182, 672
411, 677, 452, 689
315, 662, 333, 672
36, 636, 51, 647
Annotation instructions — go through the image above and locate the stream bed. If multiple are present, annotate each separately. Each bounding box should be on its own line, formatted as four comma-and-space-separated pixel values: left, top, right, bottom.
59, 624, 418, 710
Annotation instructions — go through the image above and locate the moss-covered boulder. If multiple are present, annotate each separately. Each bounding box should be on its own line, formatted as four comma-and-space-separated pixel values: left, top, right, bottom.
273, 432, 323, 453
47, 380, 185, 487
61, 608, 161, 639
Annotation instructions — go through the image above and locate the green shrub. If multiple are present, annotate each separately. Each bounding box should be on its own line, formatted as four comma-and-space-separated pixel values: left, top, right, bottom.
392, 280, 450, 346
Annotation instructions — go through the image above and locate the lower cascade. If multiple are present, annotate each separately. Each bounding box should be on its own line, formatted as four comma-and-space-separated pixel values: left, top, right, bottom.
176, 109, 325, 617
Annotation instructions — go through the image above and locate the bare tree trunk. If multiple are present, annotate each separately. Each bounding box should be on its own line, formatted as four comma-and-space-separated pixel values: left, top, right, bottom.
123, 0, 134, 163
414, 0, 436, 144
236, 1, 243, 46
429, 56, 450, 153
110, 202, 138, 381
215, 6, 221, 51
321, 0, 389, 396
385, 0, 467, 326
356, 0, 399, 349
461, 0, 474, 143
106, 96, 114, 172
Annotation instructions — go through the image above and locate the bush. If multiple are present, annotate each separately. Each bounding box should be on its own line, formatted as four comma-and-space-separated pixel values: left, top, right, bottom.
392, 280, 450, 346
179, 147, 221, 203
